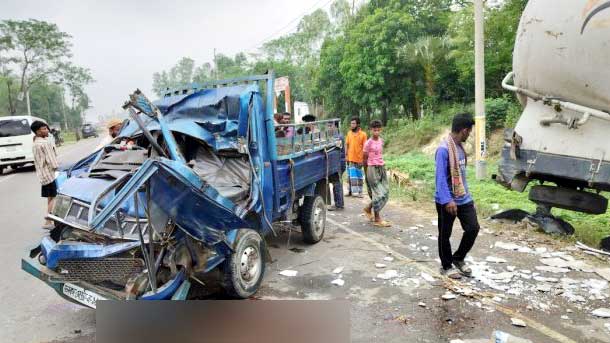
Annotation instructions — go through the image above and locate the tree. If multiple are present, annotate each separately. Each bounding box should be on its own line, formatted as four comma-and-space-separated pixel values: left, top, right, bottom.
448, 0, 528, 98
0, 19, 72, 115
60, 63, 93, 127
152, 57, 196, 96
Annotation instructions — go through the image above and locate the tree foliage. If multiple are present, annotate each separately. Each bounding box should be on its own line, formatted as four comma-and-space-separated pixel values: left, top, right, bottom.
0, 19, 93, 128
151, 0, 528, 129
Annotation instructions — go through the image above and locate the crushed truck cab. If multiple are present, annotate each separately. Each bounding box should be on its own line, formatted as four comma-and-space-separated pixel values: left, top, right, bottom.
22, 73, 345, 307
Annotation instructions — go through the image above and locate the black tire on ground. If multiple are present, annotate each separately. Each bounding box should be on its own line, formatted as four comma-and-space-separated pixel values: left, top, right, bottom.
529, 185, 608, 215
299, 194, 326, 244
0, 166, 3, 175
221, 229, 266, 299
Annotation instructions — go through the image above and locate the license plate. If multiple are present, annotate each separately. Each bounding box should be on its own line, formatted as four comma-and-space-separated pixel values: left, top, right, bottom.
62, 283, 106, 308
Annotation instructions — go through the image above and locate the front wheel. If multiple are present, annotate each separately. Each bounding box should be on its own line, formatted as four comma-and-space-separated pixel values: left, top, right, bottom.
222, 229, 266, 298
299, 195, 326, 244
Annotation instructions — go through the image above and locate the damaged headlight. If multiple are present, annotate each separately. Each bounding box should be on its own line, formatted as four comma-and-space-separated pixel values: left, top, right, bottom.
52, 195, 72, 218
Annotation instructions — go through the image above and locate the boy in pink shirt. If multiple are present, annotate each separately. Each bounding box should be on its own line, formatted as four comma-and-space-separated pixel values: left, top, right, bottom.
363, 120, 390, 227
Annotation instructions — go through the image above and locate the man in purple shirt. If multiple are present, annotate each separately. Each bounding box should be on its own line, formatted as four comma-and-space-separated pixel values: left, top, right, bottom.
434, 113, 480, 279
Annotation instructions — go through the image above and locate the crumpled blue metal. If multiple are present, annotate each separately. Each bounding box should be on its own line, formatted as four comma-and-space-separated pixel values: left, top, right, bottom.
119, 84, 257, 153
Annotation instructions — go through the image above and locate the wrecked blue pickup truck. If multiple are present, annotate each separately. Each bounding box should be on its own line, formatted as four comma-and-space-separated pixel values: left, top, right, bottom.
22, 73, 345, 307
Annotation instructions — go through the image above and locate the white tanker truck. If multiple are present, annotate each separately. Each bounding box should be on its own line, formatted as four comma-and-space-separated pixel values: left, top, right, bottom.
495, 0, 610, 239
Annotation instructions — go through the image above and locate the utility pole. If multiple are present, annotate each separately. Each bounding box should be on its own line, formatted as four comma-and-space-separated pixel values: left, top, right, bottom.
474, 0, 487, 180
26, 89, 32, 116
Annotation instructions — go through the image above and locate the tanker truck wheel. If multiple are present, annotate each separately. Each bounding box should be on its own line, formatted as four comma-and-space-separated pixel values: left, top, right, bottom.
222, 229, 266, 299
300, 194, 326, 244
529, 185, 608, 215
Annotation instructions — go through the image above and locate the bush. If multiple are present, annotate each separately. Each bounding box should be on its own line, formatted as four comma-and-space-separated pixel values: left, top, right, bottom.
485, 96, 512, 131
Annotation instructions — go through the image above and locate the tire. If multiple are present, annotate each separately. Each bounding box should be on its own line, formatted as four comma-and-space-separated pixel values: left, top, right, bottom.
0, 166, 4, 175
299, 194, 326, 244
222, 229, 266, 298
529, 185, 608, 214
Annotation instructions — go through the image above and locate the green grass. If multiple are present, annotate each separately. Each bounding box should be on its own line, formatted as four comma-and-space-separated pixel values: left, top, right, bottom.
383, 103, 472, 155
386, 152, 610, 247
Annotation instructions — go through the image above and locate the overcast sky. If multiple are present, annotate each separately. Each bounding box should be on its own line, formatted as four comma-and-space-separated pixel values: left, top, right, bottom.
1, 0, 334, 123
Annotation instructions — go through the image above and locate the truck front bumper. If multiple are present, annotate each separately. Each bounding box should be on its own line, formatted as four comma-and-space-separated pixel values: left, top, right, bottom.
21, 256, 192, 308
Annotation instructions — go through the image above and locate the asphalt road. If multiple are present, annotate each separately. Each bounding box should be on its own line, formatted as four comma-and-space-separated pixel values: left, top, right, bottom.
1, 138, 609, 343
0, 138, 100, 343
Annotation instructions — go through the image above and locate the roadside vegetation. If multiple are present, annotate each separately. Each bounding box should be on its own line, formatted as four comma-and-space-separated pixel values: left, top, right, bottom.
385, 145, 610, 248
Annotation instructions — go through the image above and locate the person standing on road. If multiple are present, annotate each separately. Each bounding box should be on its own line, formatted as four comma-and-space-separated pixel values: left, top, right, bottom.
30, 121, 59, 229
363, 120, 390, 227
435, 113, 480, 279
345, 116, 367, 197
96, 118, 124, 150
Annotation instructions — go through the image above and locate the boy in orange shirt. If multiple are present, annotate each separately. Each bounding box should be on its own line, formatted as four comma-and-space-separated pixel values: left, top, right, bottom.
345, 116, 367, 197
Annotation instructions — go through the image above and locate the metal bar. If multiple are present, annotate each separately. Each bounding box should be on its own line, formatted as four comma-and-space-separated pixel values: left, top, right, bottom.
145, 181, 156, 288
266, 71, 278, 160
89, 160, 159, 230
135, 192, 156, 293
502, 71, 610, 124
126, 107, 167, 157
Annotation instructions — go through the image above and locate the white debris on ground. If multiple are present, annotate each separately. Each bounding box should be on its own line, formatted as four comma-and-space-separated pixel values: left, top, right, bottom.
485, 256, 507, 263
458, 240, 610, 316
510, 317, 527, 327
375, 263, 387, 269
383, 256, 395, 262
332, 266, 344, 274
377, 270, 399, 280
591, 308, 610, 318
442, 291, 457, 300
331, 278, 345, 286
279, 270, 298, 277
420, 272, 435, 283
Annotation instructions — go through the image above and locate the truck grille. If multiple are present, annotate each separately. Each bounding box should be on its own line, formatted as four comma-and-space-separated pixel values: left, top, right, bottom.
63, 200, 149, 239
56, 258, 145, 284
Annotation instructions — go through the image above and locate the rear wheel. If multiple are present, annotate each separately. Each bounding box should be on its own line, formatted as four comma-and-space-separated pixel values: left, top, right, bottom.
529, 185, 608, 214
222, 229, 265, 298
300, 194, 326, 244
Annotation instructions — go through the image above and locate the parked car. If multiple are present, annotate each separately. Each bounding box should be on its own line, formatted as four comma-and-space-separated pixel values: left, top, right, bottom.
22, 72, 345, 307
80, 123, 98, 138
0, 115, 51, 174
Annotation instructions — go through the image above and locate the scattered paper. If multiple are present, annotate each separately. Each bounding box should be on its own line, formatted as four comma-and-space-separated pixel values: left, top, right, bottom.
442, 292, 456, 300
383, 256, 394, 262
420, 272, 435, 282
332, 267, 344, 274
279, 270, 298, 277
535, 266, 570, 274
596, 268, 610, 282
418, 302, 427, 308
536, 284, 552, 292
591, 308, 610, 318
331, 278, 345, 286
511, 318, 527, 327
375, 263, 387, 269
377, 270, 399, 280
486, 256, 507, 263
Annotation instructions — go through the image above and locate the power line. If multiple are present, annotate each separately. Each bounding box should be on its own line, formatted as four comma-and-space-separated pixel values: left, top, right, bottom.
246, 0, 334, 52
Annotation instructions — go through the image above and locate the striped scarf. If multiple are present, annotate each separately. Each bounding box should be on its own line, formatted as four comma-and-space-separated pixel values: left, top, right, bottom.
446, 134, 466, 198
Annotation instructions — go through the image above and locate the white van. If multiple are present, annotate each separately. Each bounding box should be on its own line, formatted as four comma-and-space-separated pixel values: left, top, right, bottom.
0, 115, 52, 174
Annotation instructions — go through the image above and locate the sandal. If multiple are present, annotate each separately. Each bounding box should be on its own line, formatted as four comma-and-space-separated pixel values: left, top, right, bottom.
363, 208, 374, 221
373, 220, 391, 228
